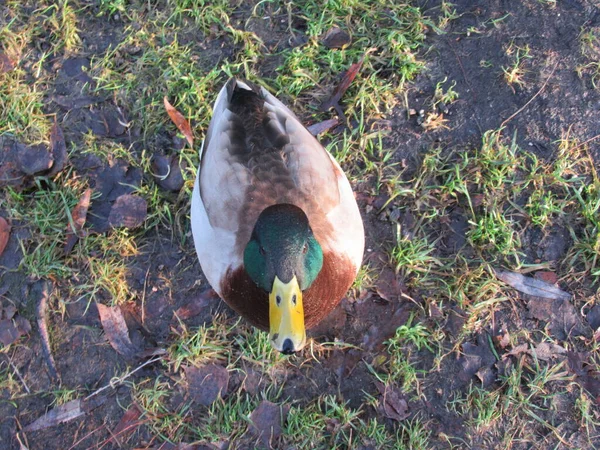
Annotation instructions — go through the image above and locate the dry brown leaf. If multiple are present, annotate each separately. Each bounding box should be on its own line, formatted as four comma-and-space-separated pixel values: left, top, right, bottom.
306, 118, 340, 136
111, 404, 143, 445
0, 216, 10, 258
507, 343, 529, 357
495, 269, 571, 300
531, 342, 566, 361
48, 120, 68, 177
186, 364, 229, 406
64, 188, 91, 255
173, 289, 218, 320
320, 55, 366, 120
249, 400, 290, 447
108, 194, 147, 229
24, 399, 83, 432
164, 96, 194, 147
0, 316, 31, 346
97, 303, 140, 359
375, 382, 409, 421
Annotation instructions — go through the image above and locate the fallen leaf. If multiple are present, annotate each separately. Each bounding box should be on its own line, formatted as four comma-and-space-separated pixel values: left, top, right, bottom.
586, 305, 600, 330
186, 364, 229, 406
249, 400, 290, 447
375, 382, 409, 421
64, 188, 91, 255
507, 343, 529, 357
164, 97, 194, 147
51, 94, 107, 110
495, 269, 571, 301
531, 342, 566, 361
0, 216, 10, 258
362, 305, 411, 352
534, 271, 558, 285
85, 161, 143, 232
320, 56, 365, 121
375, 269, 404, 302
2, 303, 17, 320
24, 399, 83, 432
111, 404, 143, 445
459, 334, 497, 386
567, 351, 600, 404
0, 52, 14, 73
476, 366, 496, 386
527, 296, 586, 340
507, 342, 566, 362
320, 26, 351, 49
35, 280, 59, 383
173, 289, 219, 320
152, 154, 186, 192
48, 120, 68, 177
97, 303, 140, 359
241, 368, 262, 396
428, 302, 443, 320
306, 118, 340, 136
0, 316, 31, 346
108, 194, 147, 229
16, 143, 53, 175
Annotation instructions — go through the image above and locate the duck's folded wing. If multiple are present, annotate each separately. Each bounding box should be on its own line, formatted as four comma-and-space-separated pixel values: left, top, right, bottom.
198, 79, 341, 233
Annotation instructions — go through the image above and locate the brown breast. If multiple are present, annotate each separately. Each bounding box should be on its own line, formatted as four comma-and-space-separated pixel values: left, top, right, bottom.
220, 251, 356, 331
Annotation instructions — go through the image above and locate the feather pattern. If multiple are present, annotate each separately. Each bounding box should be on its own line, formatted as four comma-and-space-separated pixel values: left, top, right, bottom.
191, 79, 364, 330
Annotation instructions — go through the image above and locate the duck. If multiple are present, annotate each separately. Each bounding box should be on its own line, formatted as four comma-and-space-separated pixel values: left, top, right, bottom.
191, 78, 364, 354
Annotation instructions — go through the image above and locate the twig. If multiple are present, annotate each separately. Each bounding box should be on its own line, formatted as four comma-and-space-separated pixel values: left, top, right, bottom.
84, 354, 164, 401
570, 133, 600, 152
141, 265, 151, 324
501, 61, 559, 129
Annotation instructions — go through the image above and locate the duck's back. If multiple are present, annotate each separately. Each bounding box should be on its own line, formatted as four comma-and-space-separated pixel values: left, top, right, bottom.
192, 79, 364, 318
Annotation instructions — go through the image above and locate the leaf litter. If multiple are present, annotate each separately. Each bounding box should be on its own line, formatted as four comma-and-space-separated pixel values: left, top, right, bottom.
164, 96, 194, 147
97, 303, 141, 359
0, 301, 31, 347
48, 120, 68, 177
64, 188, 91, 255
185, 364, 229, 406
107, 194, 148, 229
23, 396, 107, 432
375, 382, 410, 421
110, 403, 143, 446
495, 269, 571, 300
320, 55, 366, 122
249, 400, 290, 447
152, 154, 186, 192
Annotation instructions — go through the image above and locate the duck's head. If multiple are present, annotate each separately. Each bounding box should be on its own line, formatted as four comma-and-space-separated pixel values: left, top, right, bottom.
243, 204, 323, 355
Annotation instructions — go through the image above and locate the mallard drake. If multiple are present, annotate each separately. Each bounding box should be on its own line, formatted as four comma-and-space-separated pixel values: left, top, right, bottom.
191, 79, 364, 354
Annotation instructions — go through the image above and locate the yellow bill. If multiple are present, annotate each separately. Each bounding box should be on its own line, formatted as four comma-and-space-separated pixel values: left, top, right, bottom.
269, 275, 306, 354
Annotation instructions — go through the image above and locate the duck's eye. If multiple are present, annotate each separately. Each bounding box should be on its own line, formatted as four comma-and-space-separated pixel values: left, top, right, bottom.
259, 246, 266, 256
276, 295, 281, 306
302, 243, 308, 254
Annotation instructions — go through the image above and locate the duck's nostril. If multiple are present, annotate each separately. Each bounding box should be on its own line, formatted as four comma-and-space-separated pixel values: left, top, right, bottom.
281, 338, 294, 355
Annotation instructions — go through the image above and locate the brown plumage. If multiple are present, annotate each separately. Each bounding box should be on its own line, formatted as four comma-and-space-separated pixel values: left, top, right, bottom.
191, 78, 364, 350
